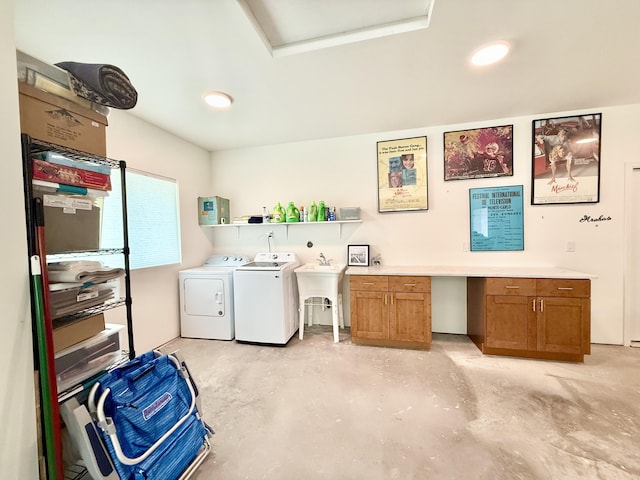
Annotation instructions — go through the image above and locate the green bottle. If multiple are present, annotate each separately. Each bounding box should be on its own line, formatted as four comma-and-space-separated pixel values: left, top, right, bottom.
285, 201, 300, 222
273, 202, 285, 223
308, 201, 318, 222
317, 200, 326, 221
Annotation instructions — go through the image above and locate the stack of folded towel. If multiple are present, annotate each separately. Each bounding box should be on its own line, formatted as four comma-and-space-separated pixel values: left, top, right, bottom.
48, 260, 124, 318
48, 260, 124, 283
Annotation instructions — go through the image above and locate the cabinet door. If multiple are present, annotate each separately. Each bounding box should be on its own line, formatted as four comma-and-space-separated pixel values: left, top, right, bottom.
537, 297, 587, 354
486, 295, 535, 350
350, 290, 388, 340
390, 292, 430, 344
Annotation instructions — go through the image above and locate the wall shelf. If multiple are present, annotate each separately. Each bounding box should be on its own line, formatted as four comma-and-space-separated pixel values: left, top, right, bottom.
201, 220, 362, 239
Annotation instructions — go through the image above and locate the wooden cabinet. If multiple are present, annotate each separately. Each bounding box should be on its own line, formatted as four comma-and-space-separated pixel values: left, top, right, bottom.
467, 277, 590, 362
350, 275, 431, 350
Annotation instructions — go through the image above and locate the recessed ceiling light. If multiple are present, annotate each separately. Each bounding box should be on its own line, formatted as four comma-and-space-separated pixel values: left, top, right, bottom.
203, 91, 233, 109
470, 41, 510, 67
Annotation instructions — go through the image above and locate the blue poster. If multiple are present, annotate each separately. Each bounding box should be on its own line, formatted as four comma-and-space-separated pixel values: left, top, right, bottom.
469, 185, 524, 251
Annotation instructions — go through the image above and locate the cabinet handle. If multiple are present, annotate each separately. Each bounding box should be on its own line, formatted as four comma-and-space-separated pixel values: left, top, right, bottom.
505, 285, 520, 289
391, 294, 394, 306
540, 299, 544, 312
532, 298, 536, 312
403, 283, 416, 287
384, 294, 388, 305
557, 287, 573, 291
363, 282, 374, 285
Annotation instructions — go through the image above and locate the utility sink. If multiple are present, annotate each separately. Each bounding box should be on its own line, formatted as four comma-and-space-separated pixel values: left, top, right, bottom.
294, 263, 346, 298
295, 263, 347, 343
295, 263, 346, 273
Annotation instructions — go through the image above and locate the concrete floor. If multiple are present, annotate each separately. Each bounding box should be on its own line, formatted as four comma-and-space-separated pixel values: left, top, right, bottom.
162, 327, 640, 480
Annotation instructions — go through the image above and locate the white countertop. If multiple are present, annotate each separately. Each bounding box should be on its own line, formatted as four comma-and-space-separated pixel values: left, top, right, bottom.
345, 265, 596, 279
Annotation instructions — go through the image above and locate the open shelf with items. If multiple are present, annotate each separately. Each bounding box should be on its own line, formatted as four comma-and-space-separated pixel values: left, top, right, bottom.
202, 219, 362, 238
21, 134, 135, 480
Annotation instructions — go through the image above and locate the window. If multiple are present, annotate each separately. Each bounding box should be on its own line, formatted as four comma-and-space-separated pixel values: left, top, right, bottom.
100, 168, 182, 269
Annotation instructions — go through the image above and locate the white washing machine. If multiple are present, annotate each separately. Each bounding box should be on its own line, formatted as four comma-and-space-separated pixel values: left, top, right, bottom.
179, 254, 249, 340
233, 252, 300, 345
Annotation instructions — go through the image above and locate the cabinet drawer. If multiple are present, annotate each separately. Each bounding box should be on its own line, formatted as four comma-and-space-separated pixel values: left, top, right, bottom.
485, 278, 536, 296
389, 276, 431, 293
350, 275, 388, 291
536, 279, 590, 298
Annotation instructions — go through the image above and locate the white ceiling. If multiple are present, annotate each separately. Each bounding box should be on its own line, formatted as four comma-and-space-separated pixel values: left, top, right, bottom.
13, 0, 640, 152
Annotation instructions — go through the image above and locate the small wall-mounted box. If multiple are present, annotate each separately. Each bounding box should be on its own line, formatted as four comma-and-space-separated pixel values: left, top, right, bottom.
339, 207, 360, 220
198, 196, 230, 225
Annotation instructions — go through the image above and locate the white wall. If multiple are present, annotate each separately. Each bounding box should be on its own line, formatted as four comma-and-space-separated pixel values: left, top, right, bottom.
1, 1, 39, 477
105, 110, 213, 353
210, 104, 640, 345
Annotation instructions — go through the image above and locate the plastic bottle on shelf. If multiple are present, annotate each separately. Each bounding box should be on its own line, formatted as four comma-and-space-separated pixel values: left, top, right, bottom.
285, 202, 300, 222
262, 206, 270, 223
272, 202, 285, 223
329, 206, 336, 221
317, 200, 326, 221
299, 206, 305, 222
308, 201, 318, 222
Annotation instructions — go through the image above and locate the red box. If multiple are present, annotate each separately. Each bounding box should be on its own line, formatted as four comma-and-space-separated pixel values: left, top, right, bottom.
32, 158, 111, 191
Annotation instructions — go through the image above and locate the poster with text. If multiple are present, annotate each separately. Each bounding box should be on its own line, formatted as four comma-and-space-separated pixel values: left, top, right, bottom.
469, 185, 524, 251
531, 113, 601, 204
377, 136, 428, 212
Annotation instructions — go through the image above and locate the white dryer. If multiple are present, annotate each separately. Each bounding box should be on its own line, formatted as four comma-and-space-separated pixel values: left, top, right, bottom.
179, 254, 248, 340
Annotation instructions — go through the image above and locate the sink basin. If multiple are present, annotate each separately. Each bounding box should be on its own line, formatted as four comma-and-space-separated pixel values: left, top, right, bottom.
294, 263, 346, 273
294, 263, 346, 298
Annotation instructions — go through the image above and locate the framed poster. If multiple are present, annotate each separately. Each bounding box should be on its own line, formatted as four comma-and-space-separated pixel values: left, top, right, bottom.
444, 124, 513, 180
347, 244, 370, 266
376, 136, 428, 212
469, 185, 524, 252
531, 113, 601, 205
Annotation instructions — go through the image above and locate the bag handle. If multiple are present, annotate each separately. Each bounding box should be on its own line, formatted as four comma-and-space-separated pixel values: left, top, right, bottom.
88, 350, 162, 414
96, 354, 197, 466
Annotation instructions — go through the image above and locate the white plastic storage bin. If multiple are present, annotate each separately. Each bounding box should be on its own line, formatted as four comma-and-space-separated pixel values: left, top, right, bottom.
55, 323, 125, 393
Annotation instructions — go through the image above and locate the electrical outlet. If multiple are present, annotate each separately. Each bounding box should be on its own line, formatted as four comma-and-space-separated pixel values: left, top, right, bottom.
566, 241, 575, 252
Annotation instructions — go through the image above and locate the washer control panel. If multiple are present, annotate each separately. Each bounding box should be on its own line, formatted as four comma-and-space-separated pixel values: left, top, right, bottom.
203, 255, 249, 267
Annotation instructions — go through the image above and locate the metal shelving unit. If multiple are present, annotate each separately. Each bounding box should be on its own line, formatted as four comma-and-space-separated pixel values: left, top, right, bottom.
21, 134, 135, 479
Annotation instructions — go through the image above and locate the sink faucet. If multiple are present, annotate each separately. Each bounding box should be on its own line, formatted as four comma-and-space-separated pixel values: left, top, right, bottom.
318, 253, 331, 266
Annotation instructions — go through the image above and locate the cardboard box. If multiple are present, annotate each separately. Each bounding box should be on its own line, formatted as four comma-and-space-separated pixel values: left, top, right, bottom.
52, 313, 106, 353
198, 196, 230, 225
18, 82, 107, 157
